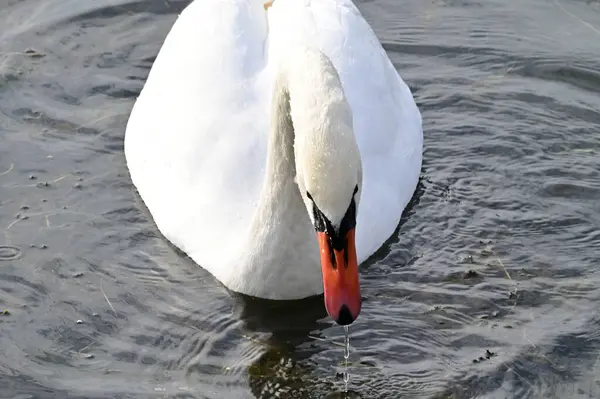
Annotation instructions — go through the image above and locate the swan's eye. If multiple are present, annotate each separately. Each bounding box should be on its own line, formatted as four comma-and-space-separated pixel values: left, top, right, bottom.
353, 185, 358, 196
339, 197, 356, 239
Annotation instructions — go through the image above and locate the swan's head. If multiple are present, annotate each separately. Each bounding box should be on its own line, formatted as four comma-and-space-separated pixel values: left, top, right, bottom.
295, 122, 363, 326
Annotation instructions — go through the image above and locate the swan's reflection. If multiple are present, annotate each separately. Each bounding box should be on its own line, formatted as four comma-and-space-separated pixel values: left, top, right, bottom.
231, 293, 360, 398
231, 292, 328, 342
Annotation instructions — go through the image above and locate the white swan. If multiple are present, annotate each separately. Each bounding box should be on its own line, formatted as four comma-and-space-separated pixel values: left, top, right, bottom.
124, 0, 423, 325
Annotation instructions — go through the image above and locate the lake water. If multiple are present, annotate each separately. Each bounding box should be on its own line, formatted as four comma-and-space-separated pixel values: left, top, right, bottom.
1, 0, 600, 398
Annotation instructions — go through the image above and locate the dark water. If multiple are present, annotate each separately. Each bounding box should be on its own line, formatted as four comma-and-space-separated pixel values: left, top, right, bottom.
1, 0, 600, 397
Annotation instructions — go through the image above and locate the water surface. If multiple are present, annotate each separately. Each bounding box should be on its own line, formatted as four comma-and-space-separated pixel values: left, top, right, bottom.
1, 0, 600, 397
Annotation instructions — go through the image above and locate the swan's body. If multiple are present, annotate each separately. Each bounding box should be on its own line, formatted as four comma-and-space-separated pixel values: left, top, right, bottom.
124, 0, 423, 320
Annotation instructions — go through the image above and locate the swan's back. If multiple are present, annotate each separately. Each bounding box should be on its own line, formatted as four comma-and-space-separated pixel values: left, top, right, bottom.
125, 0, 422, 276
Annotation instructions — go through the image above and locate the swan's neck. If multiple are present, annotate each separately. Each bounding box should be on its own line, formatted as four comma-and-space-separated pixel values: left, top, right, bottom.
235, 48, 357, 300
237, 72, 320, 299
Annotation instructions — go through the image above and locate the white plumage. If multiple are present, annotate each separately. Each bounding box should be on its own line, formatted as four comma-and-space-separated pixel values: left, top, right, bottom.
124, 0, 423, 300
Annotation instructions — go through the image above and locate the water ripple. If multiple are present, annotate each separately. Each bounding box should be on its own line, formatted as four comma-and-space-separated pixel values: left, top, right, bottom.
1, 0, 600, 398
0, 245, 22, 261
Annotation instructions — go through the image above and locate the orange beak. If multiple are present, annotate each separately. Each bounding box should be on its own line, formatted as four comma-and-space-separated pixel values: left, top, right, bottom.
317, 228, 361, 325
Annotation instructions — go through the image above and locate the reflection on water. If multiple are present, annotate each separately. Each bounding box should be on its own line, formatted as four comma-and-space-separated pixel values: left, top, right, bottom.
343, 325, 350, 393
1, 0, 600, 397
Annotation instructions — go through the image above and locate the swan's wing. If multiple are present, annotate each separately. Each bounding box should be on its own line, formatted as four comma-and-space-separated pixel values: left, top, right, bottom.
125, 0, 271, 267
268, 0, 423, 261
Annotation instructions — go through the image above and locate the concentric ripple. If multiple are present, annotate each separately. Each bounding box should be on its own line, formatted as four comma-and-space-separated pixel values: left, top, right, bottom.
0, 245, 22, 261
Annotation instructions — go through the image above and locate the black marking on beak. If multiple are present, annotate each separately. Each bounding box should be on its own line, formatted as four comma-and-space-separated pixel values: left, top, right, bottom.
306, 185, 358, 265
